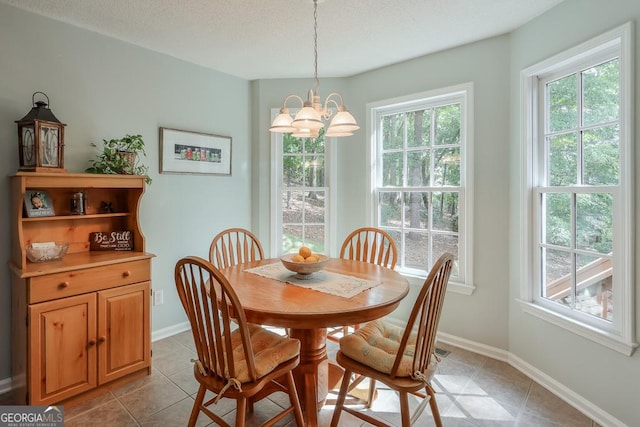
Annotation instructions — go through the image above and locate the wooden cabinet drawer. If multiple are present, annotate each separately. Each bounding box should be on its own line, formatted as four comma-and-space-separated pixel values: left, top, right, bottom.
29, 260, 151, 304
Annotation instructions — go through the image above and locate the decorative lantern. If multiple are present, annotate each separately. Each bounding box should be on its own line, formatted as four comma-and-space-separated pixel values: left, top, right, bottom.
15, 92, 67, 173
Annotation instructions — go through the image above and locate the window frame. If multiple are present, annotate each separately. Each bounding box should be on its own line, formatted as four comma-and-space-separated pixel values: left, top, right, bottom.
270, 108, 338, 257
519, 22, 636, 355
367, 83, 475, 295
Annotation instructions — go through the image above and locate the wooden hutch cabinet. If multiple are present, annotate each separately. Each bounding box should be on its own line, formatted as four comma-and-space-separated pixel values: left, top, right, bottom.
10, 172, 154, 406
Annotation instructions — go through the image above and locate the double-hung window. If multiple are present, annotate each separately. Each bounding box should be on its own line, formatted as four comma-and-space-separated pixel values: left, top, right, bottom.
369, 84, 474, 293
521, 23, 635, 355
271, 125, 335, 256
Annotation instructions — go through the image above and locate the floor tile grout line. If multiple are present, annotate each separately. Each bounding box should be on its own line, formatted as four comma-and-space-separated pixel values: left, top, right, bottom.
62, 391, 118, 423
110, 390, 144, 426
110, 382, 149, 426
111, 367, 191, 426
166, 333, 198, 353
432, 372, 478, 424
475, 355, 538, 427
513, 379, 534, 426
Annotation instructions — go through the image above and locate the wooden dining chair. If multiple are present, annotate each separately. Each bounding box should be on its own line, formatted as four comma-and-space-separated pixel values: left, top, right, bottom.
330, 253, 454, 427
209, 227, 265, 269
327, 227, 398, 343
174, 256, 305, 427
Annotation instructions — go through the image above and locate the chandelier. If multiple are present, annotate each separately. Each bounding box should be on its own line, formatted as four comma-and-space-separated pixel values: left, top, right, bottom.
269, 0, 359, 138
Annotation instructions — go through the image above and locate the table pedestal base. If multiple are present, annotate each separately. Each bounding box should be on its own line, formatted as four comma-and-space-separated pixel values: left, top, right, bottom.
290, 328, 346, 427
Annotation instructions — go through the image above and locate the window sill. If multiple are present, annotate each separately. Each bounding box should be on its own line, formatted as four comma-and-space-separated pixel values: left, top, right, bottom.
518, 299, 637, 356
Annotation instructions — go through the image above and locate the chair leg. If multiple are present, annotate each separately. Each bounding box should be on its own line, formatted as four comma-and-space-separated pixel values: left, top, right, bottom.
426, 383, 443, 427
236, 398, 247, 427
366, 379, 376, 408
189, 385, 206, 427
285, 371, 305, 426
330, 368, 352, 427
399, 391, 413, 427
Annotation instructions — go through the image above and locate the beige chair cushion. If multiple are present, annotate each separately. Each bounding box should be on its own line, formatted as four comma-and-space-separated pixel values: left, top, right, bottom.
340, 319, 432, 378
227, 324, 300, 383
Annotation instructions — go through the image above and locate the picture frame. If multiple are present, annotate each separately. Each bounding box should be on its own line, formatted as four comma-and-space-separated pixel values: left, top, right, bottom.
159, 127, 232, 176
24, 190, 55, 217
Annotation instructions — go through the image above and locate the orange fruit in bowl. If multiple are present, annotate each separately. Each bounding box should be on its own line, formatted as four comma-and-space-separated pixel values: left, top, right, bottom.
305, 255, 319, 263
299, 246, 312, 258
292, 254, 305, 262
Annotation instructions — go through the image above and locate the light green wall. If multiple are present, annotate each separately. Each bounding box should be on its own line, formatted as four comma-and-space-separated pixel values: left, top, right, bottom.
0, 3, 251, 382
508, 0, 640, 425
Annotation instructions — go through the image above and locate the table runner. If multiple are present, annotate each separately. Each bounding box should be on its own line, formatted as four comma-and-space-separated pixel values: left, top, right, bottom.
245, 262, 381, 298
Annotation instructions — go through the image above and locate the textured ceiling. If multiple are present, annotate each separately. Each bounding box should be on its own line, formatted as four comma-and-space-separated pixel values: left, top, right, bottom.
1, 0, 564, 80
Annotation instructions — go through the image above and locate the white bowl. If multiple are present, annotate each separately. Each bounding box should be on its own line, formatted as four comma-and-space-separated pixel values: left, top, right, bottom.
25, 242, 69, 262
280, 253, 329, 276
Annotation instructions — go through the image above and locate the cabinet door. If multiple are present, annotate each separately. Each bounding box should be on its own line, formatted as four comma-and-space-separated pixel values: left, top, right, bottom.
98, 282, 150, 384
29, 293, 97, 405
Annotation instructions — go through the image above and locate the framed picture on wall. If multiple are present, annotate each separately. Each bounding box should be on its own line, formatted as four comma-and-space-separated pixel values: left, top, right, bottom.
159, 127, 232, 176
24, 190, 55, 218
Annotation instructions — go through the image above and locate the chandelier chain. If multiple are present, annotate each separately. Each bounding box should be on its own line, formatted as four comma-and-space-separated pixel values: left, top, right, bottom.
313, 0, 319, 89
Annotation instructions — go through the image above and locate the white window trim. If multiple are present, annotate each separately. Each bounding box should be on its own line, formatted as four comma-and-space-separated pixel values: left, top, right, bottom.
366, 83, 475, 295
270, 108, 338, 257
519, 22, 636, 355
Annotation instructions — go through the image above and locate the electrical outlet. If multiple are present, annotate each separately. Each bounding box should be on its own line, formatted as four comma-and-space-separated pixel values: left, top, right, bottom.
153, 289, 164, 306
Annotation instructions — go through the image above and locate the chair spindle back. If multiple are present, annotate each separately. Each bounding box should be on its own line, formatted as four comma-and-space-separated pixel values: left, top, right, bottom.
340, 227, 398, 269
390, 253, 454, 378
209, 228, 265, 269
175, 256, 257, 383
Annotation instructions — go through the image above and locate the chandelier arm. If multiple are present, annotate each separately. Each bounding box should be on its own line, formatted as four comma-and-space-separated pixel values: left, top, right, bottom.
325, 98, 340, 109
321, 99, 339, 119
324, 92, 345, 105
321, 92, 347, 117
281, 94, 305, 109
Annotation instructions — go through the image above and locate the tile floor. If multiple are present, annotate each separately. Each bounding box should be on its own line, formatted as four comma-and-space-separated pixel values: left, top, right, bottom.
2, 330, 599, 426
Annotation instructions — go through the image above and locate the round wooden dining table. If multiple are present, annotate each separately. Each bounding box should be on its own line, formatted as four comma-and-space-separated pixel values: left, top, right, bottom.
219, 257, 409, 427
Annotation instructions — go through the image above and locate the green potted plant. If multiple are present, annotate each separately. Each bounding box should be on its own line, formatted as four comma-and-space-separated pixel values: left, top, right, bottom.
86, 134, 152, 184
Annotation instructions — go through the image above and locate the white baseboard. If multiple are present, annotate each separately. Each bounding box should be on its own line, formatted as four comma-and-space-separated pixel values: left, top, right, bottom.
151, 321, 191, 342
436, 331, 510, 362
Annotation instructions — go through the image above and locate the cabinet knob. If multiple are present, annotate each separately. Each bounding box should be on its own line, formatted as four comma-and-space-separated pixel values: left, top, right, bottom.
98, 336, 106, 344
58, 282, 70, 289
88, 340, 96, 347
123, 270, 131, 278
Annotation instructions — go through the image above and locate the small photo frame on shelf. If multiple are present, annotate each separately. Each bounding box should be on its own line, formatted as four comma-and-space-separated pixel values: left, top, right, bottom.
24, 190, 55, 218
159, 127, 232, 176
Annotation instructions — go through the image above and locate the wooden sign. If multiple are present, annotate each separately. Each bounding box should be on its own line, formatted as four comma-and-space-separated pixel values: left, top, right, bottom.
90, 230, 133, 251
